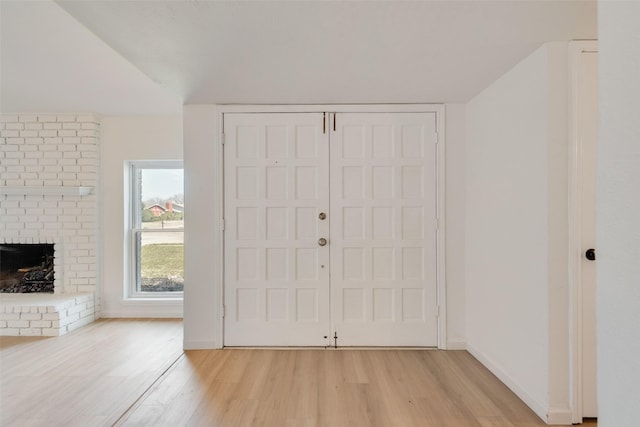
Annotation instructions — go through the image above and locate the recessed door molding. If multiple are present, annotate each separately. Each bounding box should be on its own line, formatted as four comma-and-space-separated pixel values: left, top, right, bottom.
214, 104, 446, 348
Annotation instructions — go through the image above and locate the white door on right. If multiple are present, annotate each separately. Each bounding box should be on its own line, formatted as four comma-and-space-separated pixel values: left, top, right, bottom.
577, 48, 598, 418
329, 113, 438, 346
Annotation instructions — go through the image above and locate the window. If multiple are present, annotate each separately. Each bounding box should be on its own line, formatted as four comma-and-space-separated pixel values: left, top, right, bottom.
128, 161, 184, 298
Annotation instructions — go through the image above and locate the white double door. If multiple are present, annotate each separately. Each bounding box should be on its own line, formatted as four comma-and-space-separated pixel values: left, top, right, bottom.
224, 111, 438, 347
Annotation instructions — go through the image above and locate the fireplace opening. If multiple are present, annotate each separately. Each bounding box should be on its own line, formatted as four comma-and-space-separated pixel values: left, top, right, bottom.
0, 244, 55, 293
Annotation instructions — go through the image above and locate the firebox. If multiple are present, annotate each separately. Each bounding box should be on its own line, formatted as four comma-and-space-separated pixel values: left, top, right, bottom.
0, 244, 55, 293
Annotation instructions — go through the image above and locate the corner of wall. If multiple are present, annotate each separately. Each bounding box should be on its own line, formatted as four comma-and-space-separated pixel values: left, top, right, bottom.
183, 105, 222, 349
444, 103, 467, 347
597, 2, 640, 424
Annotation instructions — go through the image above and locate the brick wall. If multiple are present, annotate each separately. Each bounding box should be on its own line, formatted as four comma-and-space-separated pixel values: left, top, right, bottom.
0, 114, 99, 297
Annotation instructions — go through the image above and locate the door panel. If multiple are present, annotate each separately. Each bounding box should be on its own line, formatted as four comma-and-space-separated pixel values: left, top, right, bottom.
329, 113, 438, 346
224, 113, 330, 346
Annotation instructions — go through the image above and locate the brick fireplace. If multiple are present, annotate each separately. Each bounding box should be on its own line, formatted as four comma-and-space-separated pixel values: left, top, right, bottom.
0, 114, 100, 335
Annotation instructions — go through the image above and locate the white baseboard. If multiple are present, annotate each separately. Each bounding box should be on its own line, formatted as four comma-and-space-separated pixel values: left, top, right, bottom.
547, 406, 573, 425
466, 343, 548, 424
183, 340, 219, 350
100, 311, 183, 318
446, 340, 467, 350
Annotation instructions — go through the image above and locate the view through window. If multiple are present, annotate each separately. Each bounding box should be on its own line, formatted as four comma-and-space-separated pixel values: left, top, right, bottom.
130, 162, 184, 295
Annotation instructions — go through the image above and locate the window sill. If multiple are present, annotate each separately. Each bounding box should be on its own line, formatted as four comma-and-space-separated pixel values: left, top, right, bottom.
123, 297, 184, 303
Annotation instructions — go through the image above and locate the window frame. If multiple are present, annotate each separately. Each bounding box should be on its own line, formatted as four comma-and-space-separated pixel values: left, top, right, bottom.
127, 160, 184, 299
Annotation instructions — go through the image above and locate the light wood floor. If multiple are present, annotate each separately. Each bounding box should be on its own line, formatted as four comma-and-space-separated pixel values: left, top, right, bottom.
0, 318, 183, 427
120, 350, 591, 427
1, 319, 596, 427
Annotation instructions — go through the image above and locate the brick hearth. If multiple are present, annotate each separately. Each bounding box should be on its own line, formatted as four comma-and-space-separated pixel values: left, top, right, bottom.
0, 293, 95, 336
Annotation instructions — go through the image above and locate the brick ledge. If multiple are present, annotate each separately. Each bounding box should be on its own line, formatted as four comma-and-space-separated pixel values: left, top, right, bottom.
0, 292, 95, 336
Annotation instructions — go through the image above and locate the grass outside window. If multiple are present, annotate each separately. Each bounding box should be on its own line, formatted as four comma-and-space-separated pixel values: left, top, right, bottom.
139, 241, 184, 292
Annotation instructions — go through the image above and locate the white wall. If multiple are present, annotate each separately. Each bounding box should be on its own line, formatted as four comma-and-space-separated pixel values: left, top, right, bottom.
597, 3, 640, 426
465, 42, 571, 423
100, 115, 183, 317
444, 104, 466, 348
183, 105, 221, 348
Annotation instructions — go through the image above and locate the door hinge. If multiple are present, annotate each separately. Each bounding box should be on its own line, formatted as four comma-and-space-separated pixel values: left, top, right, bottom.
221, 218, 225, 231
333, 112, 336, 132
333, 331, 338, 348
323, 112, 326, 134
221, 133, 226, 145
437, 305, 441, 318
222, 305, 226, 318
434, 131, 439, 144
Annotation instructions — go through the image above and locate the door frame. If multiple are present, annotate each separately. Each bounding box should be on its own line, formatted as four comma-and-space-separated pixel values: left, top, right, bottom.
567, 41, 598, 423
214, 104, 447, 349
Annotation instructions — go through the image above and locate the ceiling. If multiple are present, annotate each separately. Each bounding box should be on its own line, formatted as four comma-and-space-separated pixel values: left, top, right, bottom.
1, 1, 597, 115
0, 1, 182, 115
